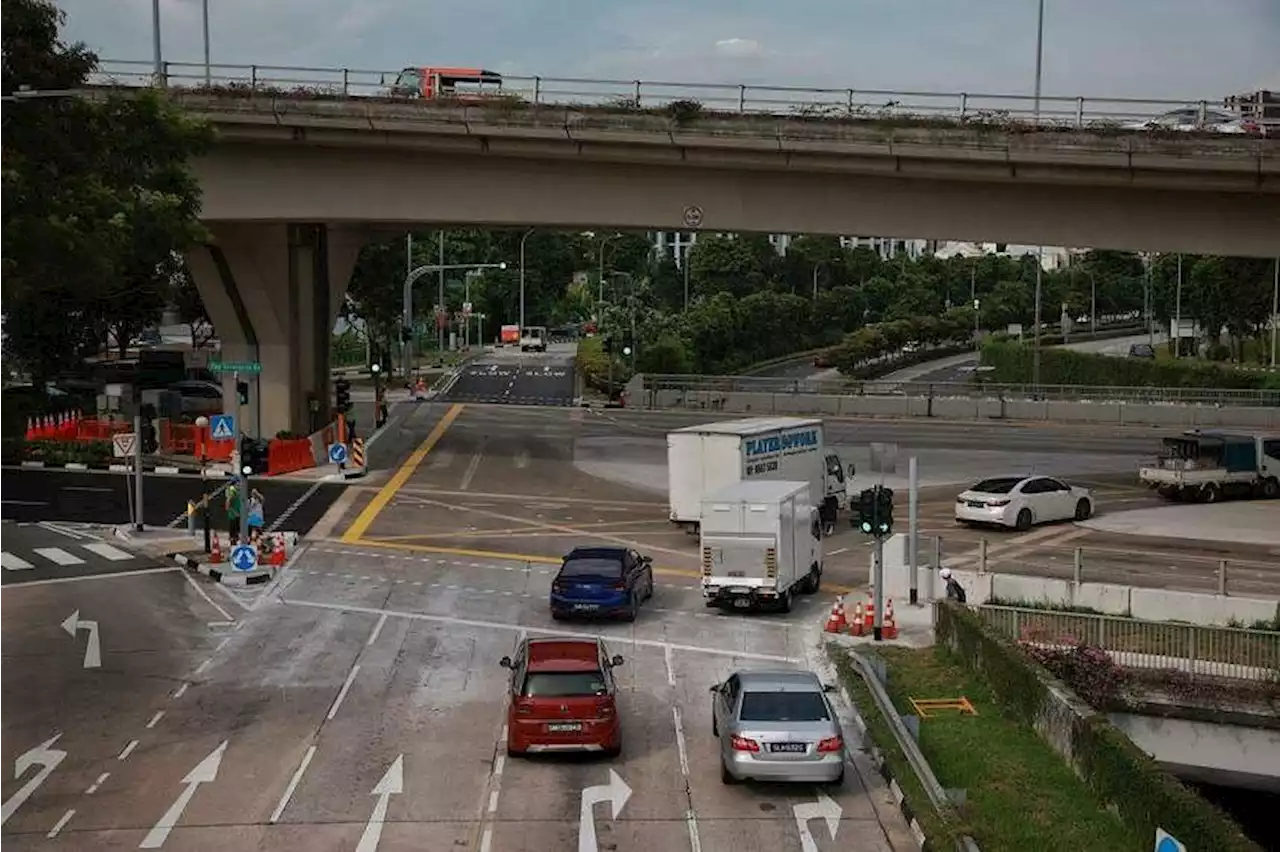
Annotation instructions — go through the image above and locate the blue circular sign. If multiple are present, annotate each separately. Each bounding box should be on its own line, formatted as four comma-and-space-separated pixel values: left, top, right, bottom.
1155, 831, 1184, 852
328, 443, 348, 464
230, 544, 257, 572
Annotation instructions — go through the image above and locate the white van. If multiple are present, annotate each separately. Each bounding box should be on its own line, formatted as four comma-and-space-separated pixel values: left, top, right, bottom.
520, 326, 547, 352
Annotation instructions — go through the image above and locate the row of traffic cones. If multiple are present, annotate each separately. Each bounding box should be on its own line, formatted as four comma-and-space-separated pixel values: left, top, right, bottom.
25, 410, 84, 441
823, 593, 898, 640
207, 531, 289, 568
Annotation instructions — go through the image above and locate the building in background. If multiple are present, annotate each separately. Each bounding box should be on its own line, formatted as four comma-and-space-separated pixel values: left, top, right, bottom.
649, 231, 936, 267
934, 241, 1076, 270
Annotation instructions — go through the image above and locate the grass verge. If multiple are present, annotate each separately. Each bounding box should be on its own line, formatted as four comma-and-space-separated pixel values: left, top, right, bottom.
830, 643, 1146, 852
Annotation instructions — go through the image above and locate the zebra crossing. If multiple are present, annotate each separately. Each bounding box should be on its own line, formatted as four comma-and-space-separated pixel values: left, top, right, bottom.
2, 540, 137, 571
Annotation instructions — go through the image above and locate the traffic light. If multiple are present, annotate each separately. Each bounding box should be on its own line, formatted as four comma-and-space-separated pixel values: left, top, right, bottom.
334, 378, 352, 413
602, 336, 613, 354
622, 344, 633, 357
854, 486, 895, 537
236, 380, 249, 406
854, 488, 876, 534
875, 486, 895, 537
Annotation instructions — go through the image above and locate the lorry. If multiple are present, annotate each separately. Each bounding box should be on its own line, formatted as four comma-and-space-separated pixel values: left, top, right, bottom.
700, 480, 823, 612
667, 417, 851, 534
1138, 430, 1280, 502
520, 326, 548, 352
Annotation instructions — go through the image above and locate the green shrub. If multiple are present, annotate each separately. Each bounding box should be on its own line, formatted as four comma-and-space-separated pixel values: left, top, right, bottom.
979, 340, 1271, 389
16, 439, 114, 466
576, 336, 631, 394
934, 603, 1260, 852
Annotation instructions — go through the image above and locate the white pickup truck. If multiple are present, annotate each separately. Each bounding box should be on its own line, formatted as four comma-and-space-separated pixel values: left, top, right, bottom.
519, 326, 547, 352
1139, 430, 1280, 502
699, 480, 823, 613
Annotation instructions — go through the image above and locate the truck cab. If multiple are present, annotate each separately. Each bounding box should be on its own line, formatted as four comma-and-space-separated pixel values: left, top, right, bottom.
520, 326, 548, 352
1139, 431, 1280, 502
388, 66, 503, 100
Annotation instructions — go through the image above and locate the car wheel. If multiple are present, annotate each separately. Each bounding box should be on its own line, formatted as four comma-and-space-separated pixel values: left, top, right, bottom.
829, 764, 845, 787
603, 743, 622, 759
645, 577, 655, 600
1074, 499, 1092, 521
779, 589, 793, 613
550, 611, 565, 622
623, 594, 638, 623
712, 712, 719, 737
506, 743, 525, 758
1015, 508, 1033, 531
1202, 484, 1221, 504
720, 759, 737, 785
807, 565, 821, 594
1261, 478, 1280, 499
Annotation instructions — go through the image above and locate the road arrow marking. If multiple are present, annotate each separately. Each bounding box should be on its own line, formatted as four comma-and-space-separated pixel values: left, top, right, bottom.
356, 754, 404, 852
578, 769, 632, 852
1, 733, 68, 826
61, 610, 101, 669
139, 740, 227, 848
792, 791, 842, 852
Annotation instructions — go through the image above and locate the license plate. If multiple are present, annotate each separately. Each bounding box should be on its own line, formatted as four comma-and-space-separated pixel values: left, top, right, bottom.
547, 722, 582, 732
733, 599, 751, 609
967, 501, 985, 508
769, 742, 806, 753
572, 603, 598, 611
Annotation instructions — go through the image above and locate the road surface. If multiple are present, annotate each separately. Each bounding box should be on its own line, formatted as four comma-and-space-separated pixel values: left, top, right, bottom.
438, 344, 577, 406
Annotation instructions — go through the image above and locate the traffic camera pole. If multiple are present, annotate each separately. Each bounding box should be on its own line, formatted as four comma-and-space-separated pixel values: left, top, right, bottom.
872, 485, 884, 641
908, 456, 919, 605
133, 413, 144, 532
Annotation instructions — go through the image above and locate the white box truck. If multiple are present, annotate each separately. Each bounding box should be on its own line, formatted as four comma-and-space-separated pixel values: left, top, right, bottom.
699, 480, 823, 612
667, 417, 851, 534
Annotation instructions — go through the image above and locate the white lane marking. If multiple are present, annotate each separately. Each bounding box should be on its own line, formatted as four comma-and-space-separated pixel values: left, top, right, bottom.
284, 598, 802, 664
828, 547, 849, 556
172, 683, 189, 700
39, 521, 88, 539
366, 613, 388, 646
1, 552, 34, 571
672, 708, 691, 777
460, 452, 484, 491
269, 746, 317, 823
181, 569, 236, 621
268, 479, 323, 533
0, 566, 180, 587
33, 547, 85, 566
85, 772, 110, 794
215, 637, 230, 653
46, 809, 75, 838
82, 542, 134, 562
664, 645, 676, 688
118, 739, 139, 761
194, 659, 212, 676
326, 664, 362, 720
146, 711, 166, 729
487, 790, 499, 813
480, 827, 494, 852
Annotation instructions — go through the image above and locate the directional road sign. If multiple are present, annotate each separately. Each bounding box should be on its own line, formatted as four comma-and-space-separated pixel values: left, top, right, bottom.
112, 432, 137, 458
210, 414, 236, 441
209, 361, 262, 374
328, 443, 349, 465
1155, 829, 1185, 852
230, 544, 257, 572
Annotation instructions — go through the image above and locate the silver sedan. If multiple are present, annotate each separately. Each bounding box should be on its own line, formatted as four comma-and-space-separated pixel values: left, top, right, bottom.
710, 668, 846, 785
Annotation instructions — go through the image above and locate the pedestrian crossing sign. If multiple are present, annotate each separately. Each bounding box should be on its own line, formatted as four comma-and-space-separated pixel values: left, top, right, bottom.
210, 414, 236, 441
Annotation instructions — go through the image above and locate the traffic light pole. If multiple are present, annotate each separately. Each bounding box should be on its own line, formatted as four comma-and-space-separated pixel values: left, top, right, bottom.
233, 370, 248, 546
133, 413, 144, 532
872, 534, 885, 641
908, 456, 919, 606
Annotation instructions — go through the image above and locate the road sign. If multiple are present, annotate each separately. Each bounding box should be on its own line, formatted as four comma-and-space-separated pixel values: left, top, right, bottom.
1155, 829, 1185, 852
210, 414, 236, 441
682, 205, 704, 228
328, 443, 349, 465
112, 432, 137, 458
230, 544, 257, 572
208, 360, 262, 374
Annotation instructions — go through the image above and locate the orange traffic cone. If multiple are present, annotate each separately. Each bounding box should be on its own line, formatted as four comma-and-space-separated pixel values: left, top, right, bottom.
824, 596, 848, 633
210, 534, 223, 564
270, 534, 287, 567
25, 418, 37, 441
864, 593, 875, 633
883, 599, 899, 640
850, 601, 865, 636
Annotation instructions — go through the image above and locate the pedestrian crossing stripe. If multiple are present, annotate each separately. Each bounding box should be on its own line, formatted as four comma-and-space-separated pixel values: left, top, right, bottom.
83, 543, 134, 561
33, 547, 84, 566
1, 552, 33, 571
2, 543, 139, 571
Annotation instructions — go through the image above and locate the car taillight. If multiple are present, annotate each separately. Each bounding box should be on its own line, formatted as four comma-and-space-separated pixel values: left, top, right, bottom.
731, 736, 760, 752
611, 581, 626, 591
552, 582, 565, 594
514, 698, 535, 715
596, 698, 615, 718
988, 499, 1010, 507
817, 736, 843, 754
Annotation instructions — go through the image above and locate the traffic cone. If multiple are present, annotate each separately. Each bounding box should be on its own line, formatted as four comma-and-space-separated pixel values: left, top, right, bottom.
25, 418, 37, 441
850, 601, 865, 636
824, 596, 848, 633
883, 599, 899, 640
210, 534, 223, 564
864, 592, 875, 633
270, 534, 287, 567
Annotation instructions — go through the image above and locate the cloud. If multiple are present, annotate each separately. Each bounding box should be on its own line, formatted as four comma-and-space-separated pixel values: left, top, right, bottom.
714, 38, 763, 59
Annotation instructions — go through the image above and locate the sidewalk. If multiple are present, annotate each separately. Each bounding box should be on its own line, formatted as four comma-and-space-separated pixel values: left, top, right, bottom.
1079, 501, 1280, 547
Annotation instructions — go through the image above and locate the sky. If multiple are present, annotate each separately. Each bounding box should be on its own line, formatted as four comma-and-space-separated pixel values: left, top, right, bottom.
56, 0, 1278, 102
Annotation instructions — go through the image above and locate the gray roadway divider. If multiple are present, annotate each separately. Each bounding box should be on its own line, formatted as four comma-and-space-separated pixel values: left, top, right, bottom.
638, 388, 1280, 429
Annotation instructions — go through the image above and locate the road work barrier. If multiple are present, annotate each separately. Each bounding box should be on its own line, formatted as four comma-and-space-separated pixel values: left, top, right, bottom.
266, 438, 315, 476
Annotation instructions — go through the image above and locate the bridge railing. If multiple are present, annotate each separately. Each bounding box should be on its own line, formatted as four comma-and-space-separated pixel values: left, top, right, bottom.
87, 59, 1236, 131
976, 604, 1280, 682
641, 374, 1280, 406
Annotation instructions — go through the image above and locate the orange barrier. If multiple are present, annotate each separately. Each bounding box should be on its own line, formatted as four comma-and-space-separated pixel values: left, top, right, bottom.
267, 438, 315, 476
27, 414, 130, 444
161, 421, 233, 461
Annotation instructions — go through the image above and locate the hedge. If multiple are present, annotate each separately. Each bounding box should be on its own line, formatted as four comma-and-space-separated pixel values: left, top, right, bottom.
980, 339, 1279, 390
934, 602, 1260, 852
2, 438, 115, 467
576, 336, 625, 395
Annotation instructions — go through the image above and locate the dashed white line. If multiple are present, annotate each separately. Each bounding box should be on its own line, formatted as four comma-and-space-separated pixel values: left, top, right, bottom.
326, 664, 361, 720
366, 613, 388, 646
181, 569, 236, 621
672, 708, 691, 777
671, 707, 702, 852
47, 809, 75, 838
270, 745, 317, 823
664, 645, 676, 688
85, 772, 110, 794
215, 637, 230, 653
146, 710, 166, 729
118, 739, 138, 761
172, 683, 189, 700
487, 790, 499, 813
193, 658, 213, 676
480, 827, 494, 852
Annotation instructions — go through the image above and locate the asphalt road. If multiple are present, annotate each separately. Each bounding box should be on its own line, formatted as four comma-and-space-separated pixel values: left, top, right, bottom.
0, 521, 174, 586
0, 469, 344, 534
439, 344, 578, 406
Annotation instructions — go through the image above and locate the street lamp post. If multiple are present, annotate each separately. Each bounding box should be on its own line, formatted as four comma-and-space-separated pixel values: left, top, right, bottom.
1033, 0, 1045, 121
1174, 254, 1183, 358
151, 0, 163, 82
201, 0, 211, 85
402, 261, 507, 375
811, 260, 828, 301
1032, 248, 1043, 387
1272, 257, 1279, 369
517, 228, 532, 335
683, 243, 692, 311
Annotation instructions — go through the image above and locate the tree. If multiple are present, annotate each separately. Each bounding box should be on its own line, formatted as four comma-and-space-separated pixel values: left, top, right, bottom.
687, 235, 768, 299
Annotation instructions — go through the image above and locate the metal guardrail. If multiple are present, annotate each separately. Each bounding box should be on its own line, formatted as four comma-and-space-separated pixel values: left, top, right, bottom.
976, 605, 1280, 681
642, 374, 1280, 406
82, 59, 1268, 133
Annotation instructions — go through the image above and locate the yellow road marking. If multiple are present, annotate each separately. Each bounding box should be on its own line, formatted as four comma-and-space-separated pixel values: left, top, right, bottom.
342, 404, 464, 542
324, 537, 858, 594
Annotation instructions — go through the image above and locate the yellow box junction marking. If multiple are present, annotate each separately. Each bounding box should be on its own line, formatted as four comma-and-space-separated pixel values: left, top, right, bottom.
342, 404, 464, 542
909, 697, 978, 719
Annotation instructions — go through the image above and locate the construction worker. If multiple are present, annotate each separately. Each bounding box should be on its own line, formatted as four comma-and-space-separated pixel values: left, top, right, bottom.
939, 567, 967, 603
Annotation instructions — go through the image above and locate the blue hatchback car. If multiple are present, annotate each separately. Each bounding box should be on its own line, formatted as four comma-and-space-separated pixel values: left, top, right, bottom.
549, 546, 655, 622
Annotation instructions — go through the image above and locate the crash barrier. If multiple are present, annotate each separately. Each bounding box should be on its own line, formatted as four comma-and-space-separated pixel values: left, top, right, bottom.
266, 438, 315, 476
24, 412, 132, 443
162, 421, 235, 461
351, 437, 366, 468
639, 386, 1280, 429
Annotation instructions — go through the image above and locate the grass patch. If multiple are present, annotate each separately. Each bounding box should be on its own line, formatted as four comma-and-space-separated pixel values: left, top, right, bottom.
834, 643, 1145, 852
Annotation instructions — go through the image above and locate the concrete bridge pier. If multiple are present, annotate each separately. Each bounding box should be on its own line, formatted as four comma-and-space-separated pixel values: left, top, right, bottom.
187, 222, 367, 439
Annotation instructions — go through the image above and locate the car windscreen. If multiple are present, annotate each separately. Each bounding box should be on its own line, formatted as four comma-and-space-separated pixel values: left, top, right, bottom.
559, 557, 623, 579
521, 671, 607, 697
970, 477, 1021, 494
738, 690, 830, 722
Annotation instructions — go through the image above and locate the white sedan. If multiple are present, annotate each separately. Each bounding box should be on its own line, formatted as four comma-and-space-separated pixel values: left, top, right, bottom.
954, 476, 1094, 531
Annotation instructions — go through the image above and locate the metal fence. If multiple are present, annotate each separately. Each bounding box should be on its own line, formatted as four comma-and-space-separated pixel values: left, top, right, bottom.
81, 59, 1264, 132
641, 373, 1280, 406
976, 604, 1280, 682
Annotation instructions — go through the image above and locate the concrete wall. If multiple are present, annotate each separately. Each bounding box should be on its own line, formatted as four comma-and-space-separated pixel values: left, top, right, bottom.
642, 389, 1280, 429
1108, 712, 1280, 792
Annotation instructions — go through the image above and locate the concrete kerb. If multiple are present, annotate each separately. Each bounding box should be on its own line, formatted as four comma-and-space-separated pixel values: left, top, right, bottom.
172, 552, 274, 586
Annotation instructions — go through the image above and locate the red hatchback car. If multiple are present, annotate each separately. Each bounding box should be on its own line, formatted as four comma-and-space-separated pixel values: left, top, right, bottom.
500, 637, 625, 757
